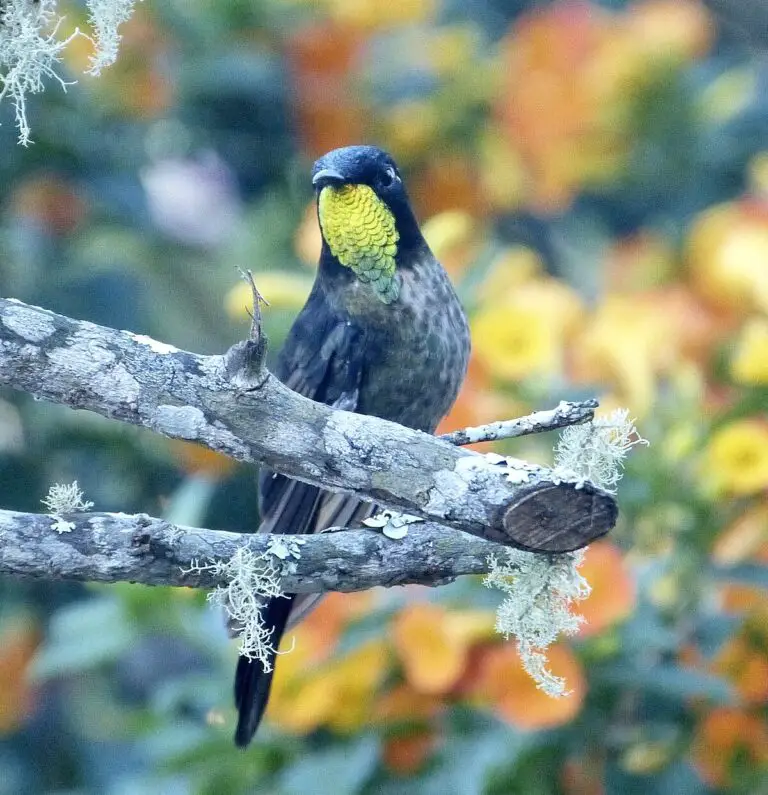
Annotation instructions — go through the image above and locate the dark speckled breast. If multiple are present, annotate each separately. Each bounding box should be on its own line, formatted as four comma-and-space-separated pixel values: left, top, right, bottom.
322, 244, 470, 432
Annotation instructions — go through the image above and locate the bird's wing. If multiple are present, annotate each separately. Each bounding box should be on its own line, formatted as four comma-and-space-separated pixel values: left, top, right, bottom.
259, 312, 376, 627
258, 313, 367, 537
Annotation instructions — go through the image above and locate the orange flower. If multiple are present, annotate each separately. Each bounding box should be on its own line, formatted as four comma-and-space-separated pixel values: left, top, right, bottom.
713, 635, 768, 705
691, 708, 768, 788
719, 584, 768, 615
473, 644, 585, 730
375, 683, 443, 725
0, 621, 41, 734
410, 153, 485, 218
383, 729, 436, 775
286, 23, 366, 155
392, 603, 495, 695
12, 175, 87, 235
577, 541, 636, 637
167, 440, 237, 479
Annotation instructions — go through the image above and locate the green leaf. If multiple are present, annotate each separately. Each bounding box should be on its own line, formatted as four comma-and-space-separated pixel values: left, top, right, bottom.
278, 736, 379, 795
31, 597, 136, 679
598, 664, 734, 704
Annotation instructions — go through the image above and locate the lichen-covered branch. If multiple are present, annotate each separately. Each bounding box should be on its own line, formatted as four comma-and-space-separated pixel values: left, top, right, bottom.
0, 508, 503, 592
0, 296, 617, 552
438, 400, 598, 446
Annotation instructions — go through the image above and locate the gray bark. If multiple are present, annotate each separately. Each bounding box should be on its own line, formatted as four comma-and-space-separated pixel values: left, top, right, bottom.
0, 296, 617, 553
0, 509, 505, 592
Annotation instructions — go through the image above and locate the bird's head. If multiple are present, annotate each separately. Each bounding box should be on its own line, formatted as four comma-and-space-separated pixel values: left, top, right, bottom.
311, 145, 422, 304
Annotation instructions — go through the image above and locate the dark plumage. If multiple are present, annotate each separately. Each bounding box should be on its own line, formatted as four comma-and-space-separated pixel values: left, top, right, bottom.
234, 145, 470, 747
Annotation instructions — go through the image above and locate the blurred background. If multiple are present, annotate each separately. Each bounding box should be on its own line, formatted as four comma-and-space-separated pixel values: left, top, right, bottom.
1, 0, 768, 792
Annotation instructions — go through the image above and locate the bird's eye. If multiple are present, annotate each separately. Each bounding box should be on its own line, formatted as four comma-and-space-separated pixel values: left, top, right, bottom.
379, 166, 398, 189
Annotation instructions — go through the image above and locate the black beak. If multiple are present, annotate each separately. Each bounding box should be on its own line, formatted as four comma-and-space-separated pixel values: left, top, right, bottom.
312, 168, 346, 188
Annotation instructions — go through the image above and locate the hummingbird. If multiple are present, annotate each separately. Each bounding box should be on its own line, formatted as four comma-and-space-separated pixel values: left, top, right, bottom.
234, 145, 471, 747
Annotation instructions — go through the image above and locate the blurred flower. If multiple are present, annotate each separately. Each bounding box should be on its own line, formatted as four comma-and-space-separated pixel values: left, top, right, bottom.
572, 295, 665, 415
476, 245, 544, 303
11, 175, 87, 236
702, 420, 768, 496
719, 584, 768, 615
286, 23, 365, 155
472, 643, 585, 730
411, 152, 484, 218
225, 272, 314, 320
699, 68, 756, 124
378, 99, 439, 162
730, 317, 768, 385
605, 231, 675, 292
713, 633, 768, 705
472, 277, 584, 382
572, 288, 721, 416
561, 756, 604, 795
375, 682, 443, 725
141, 152, 241, 248
478, 127, 528, 212
392, 603, 494, 695
687, 200, 768, 314
421, 211, 480, 277
690, 707, 768, 788
576, 541, 636, 637
0, 620, 41, 734
712, 503, 768, 565
88, 7, 174, 118
382, 729, 436, 775
268, 638, 388, 734
325, 0, 435, 30
626, 0, 713, 64
167, 440, 237, 479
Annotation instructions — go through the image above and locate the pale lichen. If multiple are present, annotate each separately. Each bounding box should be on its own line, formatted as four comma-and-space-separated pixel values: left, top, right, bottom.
0, 0, 140, 144
553, 408, 648, 494
186, 539, 304, 670
42, 480, 94, 513
485, 549, 590, 696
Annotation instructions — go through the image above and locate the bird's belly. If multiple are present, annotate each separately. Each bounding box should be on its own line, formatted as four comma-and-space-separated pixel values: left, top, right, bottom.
358, 305, 469, 432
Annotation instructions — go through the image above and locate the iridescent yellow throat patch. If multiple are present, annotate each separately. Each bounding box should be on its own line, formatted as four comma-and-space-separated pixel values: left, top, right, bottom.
318, 184, 400, 304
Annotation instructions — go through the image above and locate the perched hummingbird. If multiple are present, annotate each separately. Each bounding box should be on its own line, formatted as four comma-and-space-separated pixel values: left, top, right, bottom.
234, 145, 471, 747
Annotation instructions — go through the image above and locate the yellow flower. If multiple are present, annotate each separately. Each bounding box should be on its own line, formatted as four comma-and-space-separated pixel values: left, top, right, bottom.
731, 317, 768, 385
472, 304, 559, 381
703, 421, 768, 496
476, 246, 543, 303
687, 201, 768, 314
266, 640, 389, 735
573, 295, 671, 416
421, 210, 479, 277
471, 277, 584, 381
326, 0, 435, 29
224, 272, 313, 321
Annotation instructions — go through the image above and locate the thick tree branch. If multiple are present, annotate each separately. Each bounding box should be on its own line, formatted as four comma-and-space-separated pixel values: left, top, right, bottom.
0, 509, 502, 592
0, 297, 617, 552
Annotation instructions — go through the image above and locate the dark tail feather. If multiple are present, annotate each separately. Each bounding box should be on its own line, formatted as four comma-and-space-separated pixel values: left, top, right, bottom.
234, 594, 295, 748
